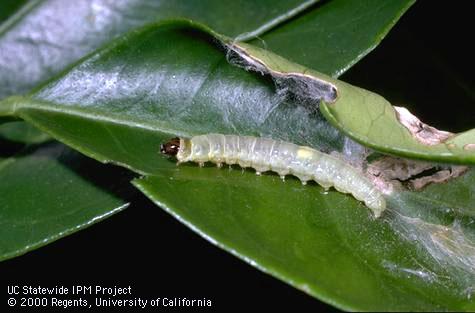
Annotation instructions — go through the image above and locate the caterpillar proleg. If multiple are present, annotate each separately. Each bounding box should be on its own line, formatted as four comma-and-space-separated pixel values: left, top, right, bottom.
161, 134, 386, 217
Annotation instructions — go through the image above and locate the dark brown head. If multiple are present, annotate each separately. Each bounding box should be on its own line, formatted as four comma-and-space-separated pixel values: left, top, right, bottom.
160, 137, 180, 156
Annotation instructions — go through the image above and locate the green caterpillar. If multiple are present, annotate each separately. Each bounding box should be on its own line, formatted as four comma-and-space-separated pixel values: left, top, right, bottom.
161, 134, 386, 217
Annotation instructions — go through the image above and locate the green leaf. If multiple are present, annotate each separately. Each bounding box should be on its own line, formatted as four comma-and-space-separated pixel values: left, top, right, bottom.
1, 21, 473, 310
320, 98, 475, 165
0, 21, 346, 175
323, 6, 475, 164
254, 0, 416, 77
0, 0, 411, 143
0, 141, 129, 261
227, 40, 475, 165
0, 0, 317, 143
0, 121, 50, 144
0, 0, 316, 100
4, 19, 472, 165
133, 167, 475, 312
0, 0, 29, 24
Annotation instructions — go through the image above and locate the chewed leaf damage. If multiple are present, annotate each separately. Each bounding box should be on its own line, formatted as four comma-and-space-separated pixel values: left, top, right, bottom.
225, 43, 338, 104
395, 106, 453, 145
368, 156, 469, 190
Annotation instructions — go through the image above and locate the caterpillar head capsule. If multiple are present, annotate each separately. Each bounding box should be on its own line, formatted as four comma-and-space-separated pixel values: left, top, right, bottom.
160, 137, 180, 156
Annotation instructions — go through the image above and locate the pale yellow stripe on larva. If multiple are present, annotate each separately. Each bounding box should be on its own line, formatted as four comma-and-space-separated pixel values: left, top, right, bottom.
297, 147, 315, 159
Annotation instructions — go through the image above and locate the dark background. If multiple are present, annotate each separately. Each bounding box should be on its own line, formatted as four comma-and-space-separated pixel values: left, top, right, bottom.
1, 1, 473, 312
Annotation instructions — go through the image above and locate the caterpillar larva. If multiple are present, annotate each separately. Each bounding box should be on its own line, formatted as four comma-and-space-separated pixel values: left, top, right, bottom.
161, 134, 386, 217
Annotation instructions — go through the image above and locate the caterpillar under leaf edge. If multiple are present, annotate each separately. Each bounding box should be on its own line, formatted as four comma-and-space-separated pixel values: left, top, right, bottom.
161, 134, 386, 217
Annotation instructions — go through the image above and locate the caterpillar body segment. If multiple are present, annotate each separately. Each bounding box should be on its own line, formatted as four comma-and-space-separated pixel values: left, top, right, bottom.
161, 134, 386, 217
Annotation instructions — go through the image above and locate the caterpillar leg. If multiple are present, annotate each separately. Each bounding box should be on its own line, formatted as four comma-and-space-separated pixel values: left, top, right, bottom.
294, 173, 311, 185
314, 178, 332, 191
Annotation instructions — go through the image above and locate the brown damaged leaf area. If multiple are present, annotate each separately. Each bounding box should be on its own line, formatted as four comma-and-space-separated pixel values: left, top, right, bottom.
395, 106, 453, 145
409, 166, 469, 190
222, 42, 472, 192
225, 43, 338, 103
367, 156, 468, 191
368, 156, 433, 181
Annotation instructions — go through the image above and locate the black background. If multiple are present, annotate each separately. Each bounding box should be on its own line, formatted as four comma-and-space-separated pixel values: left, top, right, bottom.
1, 1, 473, 312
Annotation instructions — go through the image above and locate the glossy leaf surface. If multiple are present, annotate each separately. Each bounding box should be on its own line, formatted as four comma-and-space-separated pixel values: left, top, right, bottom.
254, 0, 415, 77
0, 0, 317, 99
0, 141, 129, 261
0, 21, 473, 310
134, 167, 475, 311
0, 0, 412, 144
0, 0, 316, 142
